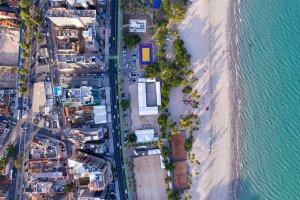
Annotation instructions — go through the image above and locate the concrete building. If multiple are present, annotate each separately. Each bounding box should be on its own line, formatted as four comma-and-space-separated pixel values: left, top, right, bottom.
57, 41, 79, 55
55, 28, 79, 40
68, 152, 113, 191
82, 24, 100, 52
47, 9, 96, 28
59, 86, 100, 107
129, 19, 146, 33
83, 139, 108, 154
66, 0, 95, 8
49, 0, 67, 8
93, 105, 107, 124
137, 78, 161, 115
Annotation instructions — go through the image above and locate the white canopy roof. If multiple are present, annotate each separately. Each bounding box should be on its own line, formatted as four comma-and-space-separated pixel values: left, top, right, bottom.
135, 129, 158, 143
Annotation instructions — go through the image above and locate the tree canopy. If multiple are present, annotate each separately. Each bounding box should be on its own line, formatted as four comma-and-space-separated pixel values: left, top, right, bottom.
64, 183, 74, 193
158, 113, 169, 132
19, 77, 27, 85
161, 146, 170, 158
123, 33, 141, 48
144, 62, 161, 79
128, 133, 137, 143
20, 0, 31, 8
120, 99, 130, 108
19, 87, 27, 95
19, 68, 28, 75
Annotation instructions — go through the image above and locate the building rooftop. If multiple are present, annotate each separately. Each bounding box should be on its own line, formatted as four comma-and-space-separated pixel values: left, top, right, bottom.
171, 131, 186, 162
135, 129, 159, 143
47, 9, 96, 18
68, 151, 113, 191
129, 19, 146, 33
173, 161, 189, 190
60, 86, 100, 107
137, 78, 161, 116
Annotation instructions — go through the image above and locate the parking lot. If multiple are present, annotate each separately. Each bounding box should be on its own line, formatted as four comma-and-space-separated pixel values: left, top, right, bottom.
120, 46, 145, 82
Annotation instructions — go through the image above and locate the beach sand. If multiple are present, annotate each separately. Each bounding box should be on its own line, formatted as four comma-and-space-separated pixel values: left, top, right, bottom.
168, 0, 232, 199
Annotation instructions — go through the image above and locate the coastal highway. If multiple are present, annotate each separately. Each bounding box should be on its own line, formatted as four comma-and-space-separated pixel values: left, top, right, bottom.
109, 0, 128, 199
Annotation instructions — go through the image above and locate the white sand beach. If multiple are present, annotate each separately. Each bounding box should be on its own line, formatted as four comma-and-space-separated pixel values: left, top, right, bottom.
169, 0, 232, 199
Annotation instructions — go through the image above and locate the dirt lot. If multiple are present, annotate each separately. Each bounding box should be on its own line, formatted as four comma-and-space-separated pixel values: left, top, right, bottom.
0, 28, 20, 66
0, 67, 17, 89
133, 155, 168, 200
128, 83, 160, 133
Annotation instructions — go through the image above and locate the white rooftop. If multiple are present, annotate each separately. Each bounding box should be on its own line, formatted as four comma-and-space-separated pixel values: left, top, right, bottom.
137, 78, 161, 116
129, 19, 147, 33
93, 105, 107, 124
135, 129, 158, 143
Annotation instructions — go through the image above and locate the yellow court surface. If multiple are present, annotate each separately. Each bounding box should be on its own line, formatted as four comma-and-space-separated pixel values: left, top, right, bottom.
142, 48, 150, 62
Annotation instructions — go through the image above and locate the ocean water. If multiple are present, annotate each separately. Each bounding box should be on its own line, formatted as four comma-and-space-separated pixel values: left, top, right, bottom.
234, 0, 300, 199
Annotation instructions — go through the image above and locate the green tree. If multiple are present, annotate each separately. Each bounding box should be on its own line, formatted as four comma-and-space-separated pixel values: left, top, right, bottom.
19, 42, 30, 50
144, 62, 161, 79
161, 146, 170, 158
158, 113, 169, 132
128, 134, 137, 143
165, 162, 175, 172
120, 99, 130, 108
35, 31, 41, 42
123, 33, 141, 48
167, 189, 181, 200
32, 9, 43, 26
182, 85, 192, 94
64, 183, 74, 193
184, 138, 193, 151
19, 87, 27, 95
165, 176, 172, 183
19, 78, 27, 85
6, 144, 15, 158
21, 51, 29, 59
19, 68, 28, 75
20, 9, 30, 19
14, 160, 21, 168
168, 2, 186, 23
19, 0, 31, 8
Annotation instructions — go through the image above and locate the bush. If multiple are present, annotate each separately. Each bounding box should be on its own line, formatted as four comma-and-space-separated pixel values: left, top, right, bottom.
120, 99, 130, 108
123, 33, 141, 48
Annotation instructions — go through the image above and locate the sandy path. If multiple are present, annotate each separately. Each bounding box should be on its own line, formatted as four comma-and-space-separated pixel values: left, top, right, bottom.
169, 0, 232, 199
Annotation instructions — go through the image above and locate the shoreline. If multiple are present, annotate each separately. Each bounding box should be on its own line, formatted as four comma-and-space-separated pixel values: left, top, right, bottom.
228, 0, 242, 198
176, 0, 235, 199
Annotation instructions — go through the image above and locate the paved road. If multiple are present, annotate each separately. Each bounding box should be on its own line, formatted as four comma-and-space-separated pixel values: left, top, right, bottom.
109, 0, 128, 199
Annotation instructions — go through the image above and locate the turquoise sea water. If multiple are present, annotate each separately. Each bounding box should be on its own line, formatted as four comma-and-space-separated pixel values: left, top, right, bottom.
235, 0, 300, 199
